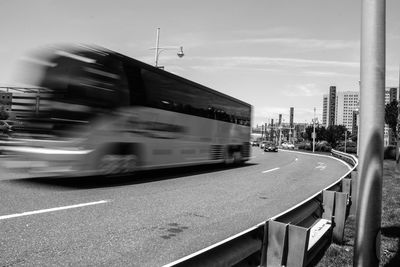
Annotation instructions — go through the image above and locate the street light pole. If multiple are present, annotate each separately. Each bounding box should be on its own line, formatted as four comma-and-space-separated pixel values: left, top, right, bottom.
154, 28, 160, 67
153, 28, 184, 68
313, 107, 316, 153
354, 0, 386, 265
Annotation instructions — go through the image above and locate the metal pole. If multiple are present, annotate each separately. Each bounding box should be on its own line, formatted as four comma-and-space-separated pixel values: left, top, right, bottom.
155, 28, 160, 67
354, 0, 385, 266
397, 66, 400, 163
344, 130, 347, 153
313, 107, 316, 153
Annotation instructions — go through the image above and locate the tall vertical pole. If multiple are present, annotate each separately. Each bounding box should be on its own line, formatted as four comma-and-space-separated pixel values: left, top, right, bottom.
312, 107, 316, 153
155, 28, 160, 67
354, 0, 385, 266
397, 66, 400, 163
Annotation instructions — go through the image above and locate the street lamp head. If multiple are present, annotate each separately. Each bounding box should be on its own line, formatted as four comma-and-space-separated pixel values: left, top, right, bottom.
177, 46, 184, 58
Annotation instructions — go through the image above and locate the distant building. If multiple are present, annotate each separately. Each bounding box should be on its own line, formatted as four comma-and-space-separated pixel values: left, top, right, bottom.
322, 86, 359, 134
335, 91, 360, 134
328, 86, 336, 127
322, 95, 328, 127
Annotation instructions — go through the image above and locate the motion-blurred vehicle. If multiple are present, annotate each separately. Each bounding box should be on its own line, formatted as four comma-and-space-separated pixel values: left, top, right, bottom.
1, 45, 252, 177
251, 141, 259, 146
281, 142, 294, 149
260, 141, 267, 149
264, 142, 278, 152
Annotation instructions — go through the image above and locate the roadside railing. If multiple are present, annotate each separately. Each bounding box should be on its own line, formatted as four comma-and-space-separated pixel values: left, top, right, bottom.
164, 149, 358, 267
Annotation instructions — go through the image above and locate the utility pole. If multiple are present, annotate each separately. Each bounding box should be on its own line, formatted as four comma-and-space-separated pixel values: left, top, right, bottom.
312, 107, 316, 153
354, 0, 385, 266
154, 28, 160, 67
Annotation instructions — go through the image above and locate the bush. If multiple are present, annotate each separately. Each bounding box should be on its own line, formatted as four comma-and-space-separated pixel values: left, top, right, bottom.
297, 142, 311, 151
336, 146, 357, 154
315, 141, 332, 152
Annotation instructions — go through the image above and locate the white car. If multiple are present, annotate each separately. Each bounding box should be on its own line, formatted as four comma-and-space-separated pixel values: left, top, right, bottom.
287, 143, 295, 149
281, 142, 294, 149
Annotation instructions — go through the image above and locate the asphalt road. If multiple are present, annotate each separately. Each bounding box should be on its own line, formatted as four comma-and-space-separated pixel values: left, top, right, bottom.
0, 148, 351, 266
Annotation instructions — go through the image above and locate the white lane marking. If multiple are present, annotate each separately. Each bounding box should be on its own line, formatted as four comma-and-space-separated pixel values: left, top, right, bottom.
0, 200, 109, 220
262, 167, 280, 173
279, 150, 352, 170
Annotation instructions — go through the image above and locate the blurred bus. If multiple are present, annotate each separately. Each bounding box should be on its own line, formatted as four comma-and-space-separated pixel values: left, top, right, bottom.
2, 45, 251, 176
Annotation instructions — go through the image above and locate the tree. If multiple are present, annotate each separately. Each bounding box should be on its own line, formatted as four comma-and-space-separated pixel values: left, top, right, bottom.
325, 125, 347, 148
385, 100, 399, 162
303, 125, 327, 142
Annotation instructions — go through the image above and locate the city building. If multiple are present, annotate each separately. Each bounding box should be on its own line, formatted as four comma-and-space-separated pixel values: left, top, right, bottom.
328, 86, 336, 127
335, 91, 360, 134
322, 95, 328, 127
322, 86, 359, 133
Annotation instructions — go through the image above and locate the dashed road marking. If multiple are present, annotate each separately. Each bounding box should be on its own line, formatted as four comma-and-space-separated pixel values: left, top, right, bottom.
262, 167, 280, 173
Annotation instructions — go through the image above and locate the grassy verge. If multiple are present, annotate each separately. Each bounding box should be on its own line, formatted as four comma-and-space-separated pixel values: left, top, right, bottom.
316, 160, 400, 266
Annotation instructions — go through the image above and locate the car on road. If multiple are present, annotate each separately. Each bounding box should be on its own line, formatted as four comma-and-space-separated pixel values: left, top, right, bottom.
260, 141, 267, 149
251, 141, 259, 147
264, 142, 278, 152
281, 142, 295, 149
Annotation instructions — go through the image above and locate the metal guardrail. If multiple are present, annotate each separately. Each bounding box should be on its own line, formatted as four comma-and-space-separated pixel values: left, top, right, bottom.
164, 150, 358, 267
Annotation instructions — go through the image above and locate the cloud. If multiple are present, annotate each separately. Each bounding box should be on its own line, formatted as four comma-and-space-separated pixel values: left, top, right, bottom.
187, 56, 359, 71
283, 83, 319, 97
228, 37, 359, 50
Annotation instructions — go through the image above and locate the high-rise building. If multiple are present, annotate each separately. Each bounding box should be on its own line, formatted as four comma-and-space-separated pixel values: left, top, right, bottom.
328, 86, 336, 126
322, 86, 359, 133
322, 95, 328, 127
335, 91, 360, 134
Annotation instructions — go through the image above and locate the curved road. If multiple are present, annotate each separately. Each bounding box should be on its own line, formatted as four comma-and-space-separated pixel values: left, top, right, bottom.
0, 148, 350, 266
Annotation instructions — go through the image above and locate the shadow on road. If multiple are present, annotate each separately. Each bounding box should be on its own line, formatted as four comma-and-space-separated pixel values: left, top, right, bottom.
8, 163, 257, 190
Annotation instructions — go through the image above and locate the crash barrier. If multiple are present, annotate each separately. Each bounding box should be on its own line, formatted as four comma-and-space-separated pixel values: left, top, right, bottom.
164, 150, 358, 267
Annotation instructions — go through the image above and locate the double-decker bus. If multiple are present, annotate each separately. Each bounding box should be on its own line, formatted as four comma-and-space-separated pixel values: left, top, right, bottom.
3, 45, 251, 177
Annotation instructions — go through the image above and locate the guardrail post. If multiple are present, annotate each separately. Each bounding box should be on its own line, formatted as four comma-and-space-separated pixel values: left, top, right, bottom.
265, 220, 288, 267
350, 171, 358, 216
333, 192, 349, 244
322, 190, 335, 220
342, 179, 352, 197
286, 225, 309, 267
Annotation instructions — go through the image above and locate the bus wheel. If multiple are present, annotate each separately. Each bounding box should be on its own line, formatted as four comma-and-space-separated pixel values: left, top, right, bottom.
224, 151, 234, 165
99, 155, 119, 175
99, 154, 137, 175
121, 155, 137, 173
233, 151, 243, 164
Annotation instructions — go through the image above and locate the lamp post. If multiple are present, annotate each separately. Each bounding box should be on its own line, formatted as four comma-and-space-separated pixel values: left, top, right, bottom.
312, 107, 316, 153
153, 28, 184, 68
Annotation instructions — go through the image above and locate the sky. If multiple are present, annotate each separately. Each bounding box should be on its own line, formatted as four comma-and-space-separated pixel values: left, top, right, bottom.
0, 0, 399, 126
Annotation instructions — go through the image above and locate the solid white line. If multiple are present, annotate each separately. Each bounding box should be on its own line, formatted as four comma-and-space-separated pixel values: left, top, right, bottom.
279, 149, 352, 170
0, 200, 109, 220
262, 167, 280, 173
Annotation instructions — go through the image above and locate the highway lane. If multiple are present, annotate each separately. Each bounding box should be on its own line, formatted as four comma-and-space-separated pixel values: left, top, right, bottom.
0, 148, 351, 266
